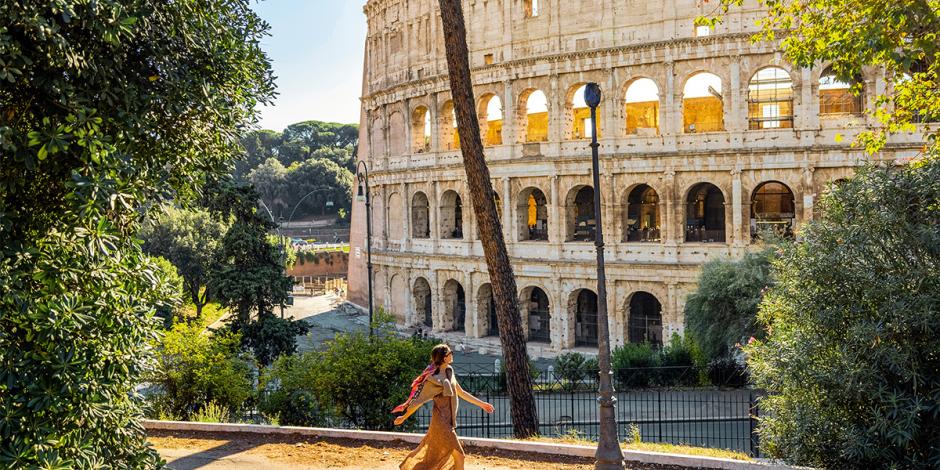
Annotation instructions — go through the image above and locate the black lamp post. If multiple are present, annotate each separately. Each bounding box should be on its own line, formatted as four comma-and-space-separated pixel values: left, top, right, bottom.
585, 82, 625, 470
356, 160, 374, 338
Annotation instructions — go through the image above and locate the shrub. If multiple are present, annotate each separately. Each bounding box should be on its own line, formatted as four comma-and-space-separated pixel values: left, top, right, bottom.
747, 159, 940, 468
259, 352, 329, 426
706, 356, 749, 388
684, 249, 775, 362
554, 352, 589, 385
148, 322, 255, 420
612, 343, 660, 388
657, 334, 700, 387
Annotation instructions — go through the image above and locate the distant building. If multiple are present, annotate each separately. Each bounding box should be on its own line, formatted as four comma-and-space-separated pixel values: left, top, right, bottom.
348, 0, 923, 358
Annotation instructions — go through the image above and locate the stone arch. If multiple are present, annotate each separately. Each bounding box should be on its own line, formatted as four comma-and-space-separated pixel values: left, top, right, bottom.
477, 283, 498, 337
565, 185, 596, 242
413, 277, 432, 328
623, 184, 661, 242
750, 180, 795, 240
566, 83, 602, 140
411, 191, 430, 239
569, 288, 598, 347
442, 279, 466, 332
439, 100, 459, 151
389, 274, 407, 324
625, 291, 663, 347
748, 66, 794, 130
386, 192, 403, 240
521, 285, 551, 343
478, 93, 504, 146
519, 88, 549, 143
684, 182, 726, 243
624, 77, 661, 135
387, 111, 405, 157
517, 186, 549, 241
371, 114, 386, 157
411, 105, 431, 153
819, 66, 863, 116
682, 72, 724, 133
440, 190, 463, 239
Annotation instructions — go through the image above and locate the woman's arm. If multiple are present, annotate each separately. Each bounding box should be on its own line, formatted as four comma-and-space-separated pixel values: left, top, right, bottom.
393, 402, 422, 426
456, 383, 494, 413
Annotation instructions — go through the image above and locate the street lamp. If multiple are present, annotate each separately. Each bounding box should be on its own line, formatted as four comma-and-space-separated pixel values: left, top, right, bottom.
585, 82, 625, 470
356, 160, 374, 338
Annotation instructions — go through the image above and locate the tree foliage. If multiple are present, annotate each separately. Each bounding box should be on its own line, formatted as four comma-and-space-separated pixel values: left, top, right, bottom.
747, 158, 940, 468
685, 249, 775, 361
140, 207, 229, 317
0, 0, 273, 467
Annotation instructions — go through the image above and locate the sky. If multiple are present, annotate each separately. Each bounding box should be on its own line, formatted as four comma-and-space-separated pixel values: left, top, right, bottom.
250, 1, 368, 132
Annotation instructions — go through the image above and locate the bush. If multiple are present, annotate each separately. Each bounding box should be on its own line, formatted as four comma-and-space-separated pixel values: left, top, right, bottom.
612, 335, 705, 388
706, 356, 749, 388
684, 249, 775, 362
552, 353, 598, 390
612, 343, 660, 388
657, 334, 700, 387
747, 159, 940, 468
148, 322, 255, 420
259, 319, 436, 430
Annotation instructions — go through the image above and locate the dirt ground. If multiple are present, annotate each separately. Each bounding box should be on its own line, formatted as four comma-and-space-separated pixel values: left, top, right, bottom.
149, 430, 686, 470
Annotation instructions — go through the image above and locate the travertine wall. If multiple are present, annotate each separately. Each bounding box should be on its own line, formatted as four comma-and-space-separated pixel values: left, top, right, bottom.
347, 0, 925, 357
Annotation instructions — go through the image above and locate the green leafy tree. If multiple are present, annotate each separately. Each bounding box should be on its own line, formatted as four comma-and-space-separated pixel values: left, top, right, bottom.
149, 322, 255, 420
0, 1, 272, 467
140, 207, 229, 317
151, 256, 185, 326
284, 157, 354, 219
684, 249, 775, 362
241, 313, 310, 367
247, 158, 290, 218
747, 159, 940, 467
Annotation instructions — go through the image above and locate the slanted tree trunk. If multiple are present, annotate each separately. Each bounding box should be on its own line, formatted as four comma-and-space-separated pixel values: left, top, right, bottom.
437, 0, 539, 438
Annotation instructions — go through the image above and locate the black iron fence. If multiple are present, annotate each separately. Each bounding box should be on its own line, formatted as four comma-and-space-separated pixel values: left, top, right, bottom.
410, 365, 761, 456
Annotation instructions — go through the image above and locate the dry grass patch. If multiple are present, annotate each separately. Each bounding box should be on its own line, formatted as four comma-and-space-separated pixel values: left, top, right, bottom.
527, 431, 752, 462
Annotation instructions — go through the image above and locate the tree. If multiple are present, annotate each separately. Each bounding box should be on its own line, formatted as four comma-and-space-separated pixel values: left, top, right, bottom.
437, 0, 539, 438
685, 249, 775, 362
150, 256, 185, 326
747, 158, 940, 467
247, 158, 290, 217
0, 1, 272, 467
140, 207, 229, 317
284, 157, 354, 219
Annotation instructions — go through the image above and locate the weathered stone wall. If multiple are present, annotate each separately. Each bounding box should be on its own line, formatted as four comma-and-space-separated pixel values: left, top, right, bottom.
348, 0, 925, 358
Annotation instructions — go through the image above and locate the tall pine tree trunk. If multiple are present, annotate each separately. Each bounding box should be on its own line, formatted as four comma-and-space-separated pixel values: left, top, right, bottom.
438, 0, 539, 438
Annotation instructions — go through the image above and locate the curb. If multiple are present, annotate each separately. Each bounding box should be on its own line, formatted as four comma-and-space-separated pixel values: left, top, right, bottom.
143, 420, 801, 470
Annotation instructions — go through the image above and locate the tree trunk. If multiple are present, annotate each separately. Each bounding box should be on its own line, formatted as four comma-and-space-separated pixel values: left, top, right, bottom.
437, 0, 539, 438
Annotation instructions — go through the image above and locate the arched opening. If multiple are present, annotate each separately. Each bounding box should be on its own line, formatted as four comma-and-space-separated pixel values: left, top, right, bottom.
371, 116, 386, 157
748, 67, 794, 129
570, 289, 598, 347
521, 89, 549, 143
478, 283, 498, 337
411, 106, 431, 153
628, 292, 663, 347
517, 187, 549, 241
479, 94, 503, 146
685, 183, 725, 243
388, 111, 405, 156
683, 72, 724, 133
751, 181, 795, 239
411, 192, 430, 239
413, 277, 432, 328
566, 186, 596, 242
440, 100, 460, 150
819, 67, 863, 116
568, 84, 601, 140
522, 286, 551, 343
443, 279, 466, 332
625, 78, 660, 135
440, 190, 463, 239
389, 274, 407, 324
387, 192, 403, 239
624, 184, 661, 242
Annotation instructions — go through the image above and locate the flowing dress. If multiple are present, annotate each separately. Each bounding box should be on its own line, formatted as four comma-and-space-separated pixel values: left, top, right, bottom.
399, 368, 464, 470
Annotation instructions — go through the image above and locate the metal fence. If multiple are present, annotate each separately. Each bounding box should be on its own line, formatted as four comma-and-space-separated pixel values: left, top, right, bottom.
411, 365, 761, 456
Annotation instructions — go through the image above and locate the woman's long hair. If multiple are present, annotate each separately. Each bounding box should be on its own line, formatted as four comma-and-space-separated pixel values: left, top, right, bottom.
392, 344, 451, 414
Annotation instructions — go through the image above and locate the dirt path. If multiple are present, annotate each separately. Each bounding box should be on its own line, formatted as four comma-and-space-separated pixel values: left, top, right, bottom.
150, 430, 684, 470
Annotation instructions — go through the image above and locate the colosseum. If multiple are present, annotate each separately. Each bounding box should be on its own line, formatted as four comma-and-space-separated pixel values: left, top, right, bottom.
347, 0, 923, 358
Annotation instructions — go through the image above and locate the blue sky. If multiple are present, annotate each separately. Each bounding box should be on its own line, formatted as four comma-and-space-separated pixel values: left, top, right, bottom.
250, 0, 368, 131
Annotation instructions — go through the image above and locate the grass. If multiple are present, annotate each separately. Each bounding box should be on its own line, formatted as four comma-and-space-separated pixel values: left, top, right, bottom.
175, 301, 228, 329
527, 431, 752, 462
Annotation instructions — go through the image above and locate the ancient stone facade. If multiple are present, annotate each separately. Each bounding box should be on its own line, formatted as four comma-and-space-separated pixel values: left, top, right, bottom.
347, 0, 924, 357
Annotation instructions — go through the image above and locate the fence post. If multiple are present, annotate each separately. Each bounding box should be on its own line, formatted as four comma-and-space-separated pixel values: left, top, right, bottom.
749, 391, 760, 457
657, 390, 663, 443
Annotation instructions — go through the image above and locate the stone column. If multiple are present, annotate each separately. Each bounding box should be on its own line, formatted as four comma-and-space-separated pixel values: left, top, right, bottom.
549, 74, 563, 142
800, 164, 815, 231
464, 270, 477, 337
502, 177, 512, 242
666, 282, 680, 337
604, 173, 616, 246
405, 268, 414, 326
432, 181, 441, 252
800, 68, 818, 131
731, 167, 746, 249
401, 182, 410, 251
663, 61, 677, 135
728, 59, 746, 132
430, 269, 441, 332
663, 170, 679, 260
502, 81, 515, 146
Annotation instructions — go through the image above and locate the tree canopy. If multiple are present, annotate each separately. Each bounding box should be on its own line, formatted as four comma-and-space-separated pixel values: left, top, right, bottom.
0, 1, 273, 467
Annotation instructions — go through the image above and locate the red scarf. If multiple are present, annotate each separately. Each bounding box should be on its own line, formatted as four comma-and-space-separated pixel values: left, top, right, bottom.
392, 364, 435, 414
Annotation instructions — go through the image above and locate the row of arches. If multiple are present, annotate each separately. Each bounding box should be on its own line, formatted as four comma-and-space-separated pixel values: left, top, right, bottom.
391, 180, 795, 244
379, 66, 869, 156
409, 277, 665, 347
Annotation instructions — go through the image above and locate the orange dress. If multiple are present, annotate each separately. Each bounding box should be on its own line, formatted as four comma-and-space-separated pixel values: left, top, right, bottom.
399, 374, 465, 470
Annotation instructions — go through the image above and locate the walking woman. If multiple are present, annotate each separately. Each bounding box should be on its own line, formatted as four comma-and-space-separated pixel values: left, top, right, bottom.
393, 344, 494, 470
